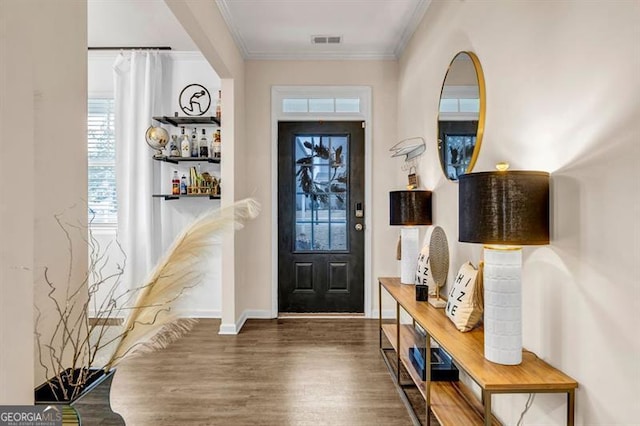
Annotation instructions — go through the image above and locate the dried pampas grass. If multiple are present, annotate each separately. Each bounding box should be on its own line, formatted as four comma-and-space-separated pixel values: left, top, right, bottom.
104, 198, 260, 370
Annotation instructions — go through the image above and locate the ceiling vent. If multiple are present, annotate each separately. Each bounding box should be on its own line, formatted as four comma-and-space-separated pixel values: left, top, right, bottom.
311, 35, 342, 45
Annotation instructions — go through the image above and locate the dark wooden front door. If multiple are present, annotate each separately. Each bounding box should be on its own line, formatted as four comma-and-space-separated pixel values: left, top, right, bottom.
278, 121, 365, 313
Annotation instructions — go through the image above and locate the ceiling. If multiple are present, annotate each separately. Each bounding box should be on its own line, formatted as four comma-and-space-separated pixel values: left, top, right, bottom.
217, 0, 430, 60
88, 0, 199, 51
88, 0, 430, 60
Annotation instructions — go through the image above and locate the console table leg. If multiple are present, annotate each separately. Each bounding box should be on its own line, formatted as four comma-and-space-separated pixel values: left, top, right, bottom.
425, 402, 430, 426
425, 333, 431, 426
379, 282, 382, 349
483, 390, 491, 426
568, 390, 575, 426
396, 302, 401, 384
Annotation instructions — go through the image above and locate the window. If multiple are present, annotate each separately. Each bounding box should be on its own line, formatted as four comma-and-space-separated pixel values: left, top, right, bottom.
88, 98, 117, 225
294, 135, 349, 251
438, 85, 480, 118
281, 97, 361, 114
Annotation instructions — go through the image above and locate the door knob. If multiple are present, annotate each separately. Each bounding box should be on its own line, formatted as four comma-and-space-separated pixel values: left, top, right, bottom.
355, 223, 363, 231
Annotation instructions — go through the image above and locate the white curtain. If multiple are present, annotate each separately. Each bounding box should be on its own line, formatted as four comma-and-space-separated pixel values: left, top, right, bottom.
114, 51, 165, 291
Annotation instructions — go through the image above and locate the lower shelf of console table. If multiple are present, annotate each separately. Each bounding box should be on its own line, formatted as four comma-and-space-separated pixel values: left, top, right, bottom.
378, 277, 578, 426
381, 324, 494, 425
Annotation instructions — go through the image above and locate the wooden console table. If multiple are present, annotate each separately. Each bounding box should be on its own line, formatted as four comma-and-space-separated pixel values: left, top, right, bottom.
378, 277, 578, 426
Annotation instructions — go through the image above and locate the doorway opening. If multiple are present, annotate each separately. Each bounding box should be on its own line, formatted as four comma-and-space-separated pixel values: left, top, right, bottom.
271, 86, 372, 317
278, 121, 365, 313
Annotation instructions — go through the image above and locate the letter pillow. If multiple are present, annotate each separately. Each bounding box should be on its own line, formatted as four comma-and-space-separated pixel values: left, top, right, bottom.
445, 262, 483, 332
414, 243, 435, 288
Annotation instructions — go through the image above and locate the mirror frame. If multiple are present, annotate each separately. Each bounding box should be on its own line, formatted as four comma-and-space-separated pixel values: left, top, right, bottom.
437, 51, 486, 181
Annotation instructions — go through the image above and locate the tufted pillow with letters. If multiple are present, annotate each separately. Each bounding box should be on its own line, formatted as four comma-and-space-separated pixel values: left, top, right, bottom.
445, 262, 483, 332
414, 244, 435, 288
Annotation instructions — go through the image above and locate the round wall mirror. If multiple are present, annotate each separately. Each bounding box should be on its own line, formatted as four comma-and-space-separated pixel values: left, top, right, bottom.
437, 51, 486, 181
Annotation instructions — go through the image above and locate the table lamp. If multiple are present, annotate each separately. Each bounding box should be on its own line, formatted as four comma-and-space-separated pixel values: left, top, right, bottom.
458, 164, 549, 365
389, 190, 432, 284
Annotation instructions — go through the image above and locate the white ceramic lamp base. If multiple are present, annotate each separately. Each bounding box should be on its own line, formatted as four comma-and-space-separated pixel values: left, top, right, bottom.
483, 247, 522, 365
400, 227, 419, 284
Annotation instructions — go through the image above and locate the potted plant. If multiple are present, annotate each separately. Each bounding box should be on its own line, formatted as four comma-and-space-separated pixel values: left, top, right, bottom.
34, 199, 260, 423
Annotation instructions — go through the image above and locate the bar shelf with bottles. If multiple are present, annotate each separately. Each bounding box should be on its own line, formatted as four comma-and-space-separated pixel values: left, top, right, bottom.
153, 89, 222, 128
152, 89, 223, 201
152, 194, 221, 201
152, 115, 220, 127
153, 156, 220, 165
152, 130, 221, 199
159, 122, 221, 161
154, 165, 221, 201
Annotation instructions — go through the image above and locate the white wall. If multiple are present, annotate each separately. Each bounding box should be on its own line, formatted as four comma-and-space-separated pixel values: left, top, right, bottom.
242, 60, 400, 317
398, 1, 640, 424
33, 0, 89, 389
0, 0, 88, 400
87, 52, 116, 95
0, 0, 36, 403
88, 52, 223, 318
158, 53, 223, 317
166, 0, 248, 333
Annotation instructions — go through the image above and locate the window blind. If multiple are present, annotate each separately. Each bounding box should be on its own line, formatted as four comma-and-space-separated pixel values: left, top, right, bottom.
88, 98, 117, 225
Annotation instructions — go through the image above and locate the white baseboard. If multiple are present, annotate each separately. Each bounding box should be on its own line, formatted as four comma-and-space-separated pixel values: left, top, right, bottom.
370, 309, 395, 319
218, 309, 274, 335
218, 323, 238, 335
89, 310, 221, 320
178, 309, 221, 319
219, 309, 391, 334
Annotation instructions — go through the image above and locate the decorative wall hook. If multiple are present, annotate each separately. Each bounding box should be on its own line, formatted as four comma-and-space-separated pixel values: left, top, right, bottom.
401, 158, 418, 171
390, 137, 426, 162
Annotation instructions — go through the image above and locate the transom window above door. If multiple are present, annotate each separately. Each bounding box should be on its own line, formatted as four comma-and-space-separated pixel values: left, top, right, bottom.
282, 98, 360, 113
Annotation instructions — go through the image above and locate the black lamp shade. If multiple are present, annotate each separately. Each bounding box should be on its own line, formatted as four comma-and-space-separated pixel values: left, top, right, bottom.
389, 190, 432, 226
458, 171, 549, 245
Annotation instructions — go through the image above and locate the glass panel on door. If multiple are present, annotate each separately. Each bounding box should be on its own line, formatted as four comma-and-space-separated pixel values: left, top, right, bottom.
294, 135, 349, 252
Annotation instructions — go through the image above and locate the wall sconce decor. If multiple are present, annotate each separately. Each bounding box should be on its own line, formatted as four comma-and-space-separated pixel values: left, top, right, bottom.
390, 190, 432, 284
458, 164, 549, 365
179, 83, 211, 116
389, 137, 426, 190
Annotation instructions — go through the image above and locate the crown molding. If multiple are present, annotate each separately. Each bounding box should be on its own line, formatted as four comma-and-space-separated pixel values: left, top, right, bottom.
246, 51, 397, 61
394, 0, 431, 58
216, 0, 250, 59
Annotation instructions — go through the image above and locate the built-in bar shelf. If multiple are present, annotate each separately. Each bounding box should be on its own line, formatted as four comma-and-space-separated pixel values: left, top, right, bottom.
152, 116, 220, 127
152, 156, 221, 165
152, 194, 221, 201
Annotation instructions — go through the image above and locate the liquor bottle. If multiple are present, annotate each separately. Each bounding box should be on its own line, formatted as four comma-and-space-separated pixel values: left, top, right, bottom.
215, 90, 221, 121
199, 129, 209, 158
180, 174, 188, 195
172, 171, 180, 195
180, 127, 190, 157
209, 132, 220, 158
170, 135, 180, 157
191, 128, 199, 157
213, 129, 221, 159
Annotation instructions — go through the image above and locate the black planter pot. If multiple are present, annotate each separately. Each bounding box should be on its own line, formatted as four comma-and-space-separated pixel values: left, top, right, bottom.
35, 368, 125, 426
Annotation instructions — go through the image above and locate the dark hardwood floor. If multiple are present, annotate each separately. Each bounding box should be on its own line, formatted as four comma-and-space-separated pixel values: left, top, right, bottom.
110, 318, 415, 425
